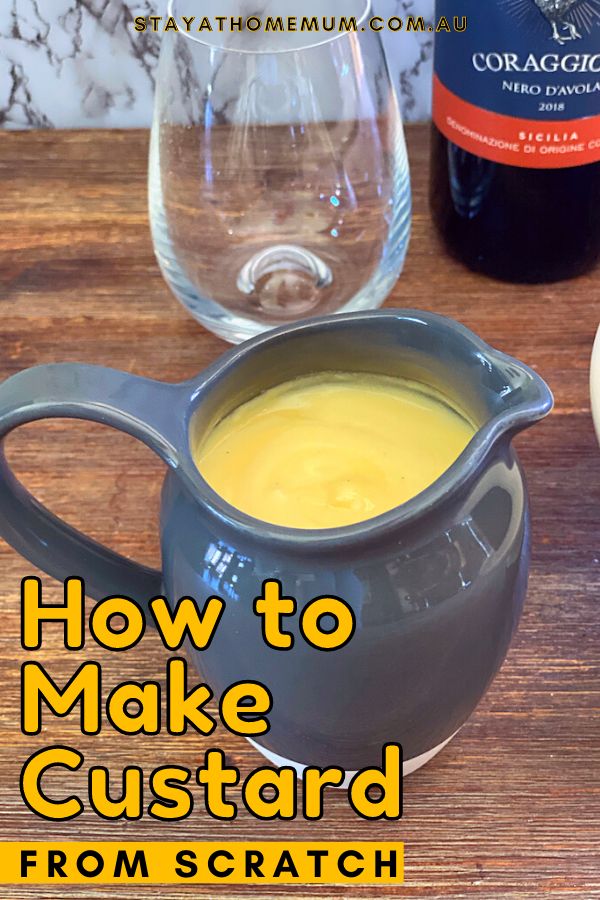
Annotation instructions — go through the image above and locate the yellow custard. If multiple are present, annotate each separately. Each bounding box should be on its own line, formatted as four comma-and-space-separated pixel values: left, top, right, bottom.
194, 373, 475, 530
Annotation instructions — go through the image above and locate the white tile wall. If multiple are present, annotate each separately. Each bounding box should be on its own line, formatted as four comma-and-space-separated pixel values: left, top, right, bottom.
0, 0, 435, 129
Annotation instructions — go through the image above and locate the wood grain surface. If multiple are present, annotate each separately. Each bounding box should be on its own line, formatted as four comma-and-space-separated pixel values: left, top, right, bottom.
0, 126, 599, 899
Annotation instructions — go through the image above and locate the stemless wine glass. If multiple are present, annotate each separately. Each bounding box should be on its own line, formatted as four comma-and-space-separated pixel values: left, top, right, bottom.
149, 0, 412, 343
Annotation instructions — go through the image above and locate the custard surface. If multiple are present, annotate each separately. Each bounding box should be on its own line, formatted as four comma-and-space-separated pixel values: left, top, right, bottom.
194, 373, 475, 530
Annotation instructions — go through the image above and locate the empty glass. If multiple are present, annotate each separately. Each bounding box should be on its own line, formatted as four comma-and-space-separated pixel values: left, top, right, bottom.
149, 0, 412, 343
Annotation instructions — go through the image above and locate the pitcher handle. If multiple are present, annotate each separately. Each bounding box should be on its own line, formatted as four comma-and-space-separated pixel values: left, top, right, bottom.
0, 364, 187, 602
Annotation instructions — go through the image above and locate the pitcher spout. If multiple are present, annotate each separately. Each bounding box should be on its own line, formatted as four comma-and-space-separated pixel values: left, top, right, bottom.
483, 348, 554, 440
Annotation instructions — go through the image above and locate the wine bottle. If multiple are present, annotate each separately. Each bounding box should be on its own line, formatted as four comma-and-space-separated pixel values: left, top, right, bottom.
430, 0, 600, 283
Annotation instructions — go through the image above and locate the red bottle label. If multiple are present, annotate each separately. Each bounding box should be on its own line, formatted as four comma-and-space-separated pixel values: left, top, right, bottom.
433, 1, 600, 169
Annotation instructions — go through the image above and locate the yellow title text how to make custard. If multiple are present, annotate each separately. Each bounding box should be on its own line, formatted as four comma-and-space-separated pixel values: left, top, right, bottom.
17, 577, 404, 824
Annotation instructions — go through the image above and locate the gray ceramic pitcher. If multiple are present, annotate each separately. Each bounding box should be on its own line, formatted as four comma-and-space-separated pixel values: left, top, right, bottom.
0, 311, 553, 777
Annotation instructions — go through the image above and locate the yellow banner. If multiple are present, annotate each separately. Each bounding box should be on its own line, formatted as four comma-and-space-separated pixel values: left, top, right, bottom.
0, 841, 404, 885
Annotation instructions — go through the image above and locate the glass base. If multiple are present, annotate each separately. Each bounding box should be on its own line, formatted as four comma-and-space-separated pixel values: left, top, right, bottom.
155, 243, 404, 344
237, 244, 334, 318
151, 198, 410, 344
175, 275, 400, 344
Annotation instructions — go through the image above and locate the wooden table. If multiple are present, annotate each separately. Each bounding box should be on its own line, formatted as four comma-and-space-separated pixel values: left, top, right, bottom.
0, 126, 598, 899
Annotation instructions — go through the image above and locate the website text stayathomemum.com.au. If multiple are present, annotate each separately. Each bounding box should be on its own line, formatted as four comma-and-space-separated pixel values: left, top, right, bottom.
133, 14, 468, 35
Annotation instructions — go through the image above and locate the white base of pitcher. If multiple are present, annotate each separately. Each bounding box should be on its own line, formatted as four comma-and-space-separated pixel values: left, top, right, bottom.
247, 731, 458, 789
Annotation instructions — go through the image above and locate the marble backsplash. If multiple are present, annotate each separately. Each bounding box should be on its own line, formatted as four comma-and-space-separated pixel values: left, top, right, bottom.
0, 0, 435, 129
